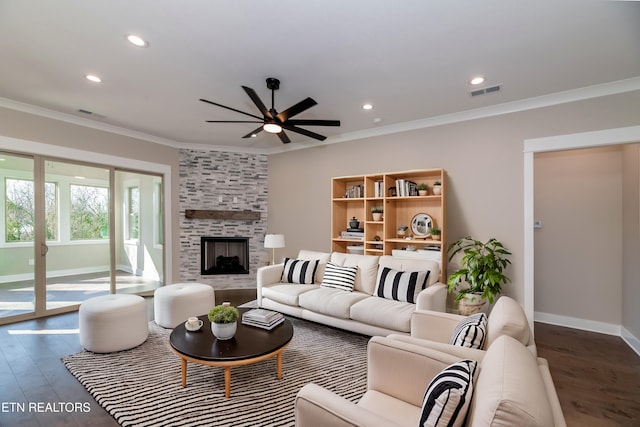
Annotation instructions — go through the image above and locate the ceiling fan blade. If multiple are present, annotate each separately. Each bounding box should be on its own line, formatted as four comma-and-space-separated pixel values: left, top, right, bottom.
285, 119, 341, 127
242, 86, 272, 119
276, 97, 317, 122
282, 124, 327, 141
278, 130, 291, 144
242, 126, 264, 139
200, 98, 263, 120
205, 120, 262, 123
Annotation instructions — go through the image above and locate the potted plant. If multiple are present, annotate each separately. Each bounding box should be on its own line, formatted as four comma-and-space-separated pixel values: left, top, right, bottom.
417, 183, 428, 196
371, 206, 384, 221
429, 226, 441, 241
208, 303, 240, 340
431, 181, 442, 195
446, 236, 512, 315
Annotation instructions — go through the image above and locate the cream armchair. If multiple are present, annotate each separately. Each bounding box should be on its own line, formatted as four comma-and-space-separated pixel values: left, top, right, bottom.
388, 295, 537, 360
294, 335, 566, 427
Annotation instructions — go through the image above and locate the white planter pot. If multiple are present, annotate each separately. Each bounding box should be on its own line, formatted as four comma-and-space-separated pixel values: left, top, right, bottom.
211, 321, 237, 340
432, 185, 442, 195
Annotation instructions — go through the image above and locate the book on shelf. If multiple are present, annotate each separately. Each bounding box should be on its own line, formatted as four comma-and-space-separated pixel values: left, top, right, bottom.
345, 184, 363, 198
395, 179, 418, 197
341, 231, 364, 239
373, 180, 384, 198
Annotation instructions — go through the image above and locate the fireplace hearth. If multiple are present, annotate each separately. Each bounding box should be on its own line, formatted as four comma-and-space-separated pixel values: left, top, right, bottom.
201, 237, 250, 275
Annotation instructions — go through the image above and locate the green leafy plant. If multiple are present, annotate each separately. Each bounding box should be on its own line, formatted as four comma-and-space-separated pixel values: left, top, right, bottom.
446, 236, 512, 304
429, 226, 441, 236
433, 181, 441, 186
208, 305, 239, 324
417, 183, 428, 191
371, 205, 384, 213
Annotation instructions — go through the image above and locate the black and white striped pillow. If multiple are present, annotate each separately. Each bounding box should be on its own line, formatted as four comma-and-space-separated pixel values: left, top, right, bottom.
419, 359, 477, 427
281, 258, 319, 284
449, 313, 488, 349
374, 267, 430, 303
320, 262, 357, 291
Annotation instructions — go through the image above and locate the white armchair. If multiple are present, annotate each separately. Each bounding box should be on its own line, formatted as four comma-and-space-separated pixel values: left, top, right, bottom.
295, 334, 566, 427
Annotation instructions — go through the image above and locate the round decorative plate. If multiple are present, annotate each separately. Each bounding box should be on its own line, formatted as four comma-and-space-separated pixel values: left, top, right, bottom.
411, 213, 433, 237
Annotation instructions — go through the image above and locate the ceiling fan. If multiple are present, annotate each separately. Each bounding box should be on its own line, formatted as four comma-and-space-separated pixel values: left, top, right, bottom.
200, 78, 340, 144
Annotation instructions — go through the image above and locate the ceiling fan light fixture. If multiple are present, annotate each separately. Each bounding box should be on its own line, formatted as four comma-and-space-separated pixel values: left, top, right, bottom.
263, 123, 282, 134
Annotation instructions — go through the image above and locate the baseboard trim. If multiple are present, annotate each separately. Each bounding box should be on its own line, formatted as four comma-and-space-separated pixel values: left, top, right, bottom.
622, 327, 640, 357
534, 311, 621, 336
535, 311, 640, 356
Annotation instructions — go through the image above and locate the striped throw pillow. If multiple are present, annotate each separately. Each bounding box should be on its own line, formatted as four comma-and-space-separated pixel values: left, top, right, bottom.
281, 258, 319, 284
374, 267, 430, 303
449, 313, 488, 349
320, 262, 357, 291
419, 359, 477, 427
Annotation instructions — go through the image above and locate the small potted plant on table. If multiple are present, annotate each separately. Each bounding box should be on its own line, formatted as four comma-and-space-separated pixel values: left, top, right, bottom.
446, 236, 512, 315
208, 303, 240, 340
417, 183, 428, 196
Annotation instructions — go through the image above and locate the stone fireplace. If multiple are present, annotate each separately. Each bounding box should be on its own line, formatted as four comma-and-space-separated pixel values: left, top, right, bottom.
179, 149, 268, 289
201, 237, 249, 275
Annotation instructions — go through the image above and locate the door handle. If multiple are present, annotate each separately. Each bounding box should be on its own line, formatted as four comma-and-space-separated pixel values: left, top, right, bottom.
41, 242, 49, 256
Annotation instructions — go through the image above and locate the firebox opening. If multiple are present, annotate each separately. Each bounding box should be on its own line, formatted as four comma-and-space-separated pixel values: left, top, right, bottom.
201, 237, 249, 275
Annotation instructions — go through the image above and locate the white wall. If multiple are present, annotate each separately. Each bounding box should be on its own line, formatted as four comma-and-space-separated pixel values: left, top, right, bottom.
622, 144, 640, 343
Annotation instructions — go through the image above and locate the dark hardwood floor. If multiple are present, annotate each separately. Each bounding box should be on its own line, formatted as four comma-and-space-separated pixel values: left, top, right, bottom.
535, 322, 640, 426
0, 290, 638, 426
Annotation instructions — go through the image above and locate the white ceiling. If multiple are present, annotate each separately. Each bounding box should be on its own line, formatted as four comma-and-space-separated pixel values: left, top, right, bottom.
1, 0, 639, 154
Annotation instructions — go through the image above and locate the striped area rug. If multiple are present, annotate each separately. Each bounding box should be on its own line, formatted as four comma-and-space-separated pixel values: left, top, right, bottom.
63, 318, 369, 427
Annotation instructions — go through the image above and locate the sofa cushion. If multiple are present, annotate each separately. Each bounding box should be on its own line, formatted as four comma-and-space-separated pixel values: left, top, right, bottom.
282, 258, 319, 284
320, 262, 358, 291
330, 252, 380, 294
261, 283, 317, 306
449, 313, 488, 349
468, 335, 554, 426
299, 288, 369, 319
486, 296, 532, 348
297, 250, 331, 283
349, 297, 415, 333
419, 359, 477, 427
374, 267, 429, 303
378, 256, 440, 287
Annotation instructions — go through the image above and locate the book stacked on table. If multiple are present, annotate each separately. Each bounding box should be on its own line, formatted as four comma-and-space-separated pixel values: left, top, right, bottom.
242, 309, 285, 330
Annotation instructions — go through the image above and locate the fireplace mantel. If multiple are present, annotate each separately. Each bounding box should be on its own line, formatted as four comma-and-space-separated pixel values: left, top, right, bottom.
185, 209, 260, 221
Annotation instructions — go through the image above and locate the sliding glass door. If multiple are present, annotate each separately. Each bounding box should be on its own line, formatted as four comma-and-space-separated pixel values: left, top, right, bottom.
0, 154, 36, 318
0, 152, 164, 324
44, 160, 111, 310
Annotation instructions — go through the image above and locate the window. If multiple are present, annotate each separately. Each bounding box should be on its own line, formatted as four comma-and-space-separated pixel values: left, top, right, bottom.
127, 186, 139, 240
70, 184, 109, 240
5, 178, 57, 242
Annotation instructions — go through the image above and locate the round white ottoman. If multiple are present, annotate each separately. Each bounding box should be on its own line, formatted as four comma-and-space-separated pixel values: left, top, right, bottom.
79, 294, 149, 353
154, 283, 215, 328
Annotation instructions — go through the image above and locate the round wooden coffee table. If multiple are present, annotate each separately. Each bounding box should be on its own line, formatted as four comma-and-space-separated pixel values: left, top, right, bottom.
169, 308, 293, 398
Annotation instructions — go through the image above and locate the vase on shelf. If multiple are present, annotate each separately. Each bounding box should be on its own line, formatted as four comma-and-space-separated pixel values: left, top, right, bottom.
372, 213, 383, 221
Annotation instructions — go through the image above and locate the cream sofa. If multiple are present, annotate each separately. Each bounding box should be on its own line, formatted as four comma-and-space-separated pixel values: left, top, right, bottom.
295, 334, 566, 427
257, 250, 447, 336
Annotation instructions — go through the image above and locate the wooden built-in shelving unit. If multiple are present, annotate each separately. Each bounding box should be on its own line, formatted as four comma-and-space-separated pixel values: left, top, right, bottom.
331, 169, 446, 281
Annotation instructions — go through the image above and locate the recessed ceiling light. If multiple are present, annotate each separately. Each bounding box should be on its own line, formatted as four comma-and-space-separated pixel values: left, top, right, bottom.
373, 118, 382, 124
126, 34, 149, 47
470, 76, 485, 85
362, 103, 373, 110
85, 74, 102, 83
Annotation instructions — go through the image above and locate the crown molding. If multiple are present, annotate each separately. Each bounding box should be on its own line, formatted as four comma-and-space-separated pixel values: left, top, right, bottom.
2, 76, 639, 156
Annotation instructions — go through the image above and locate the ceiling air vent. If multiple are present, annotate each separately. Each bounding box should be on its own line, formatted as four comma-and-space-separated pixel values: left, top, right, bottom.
77, 109, 106, 119
470, 84, 502, 97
